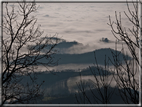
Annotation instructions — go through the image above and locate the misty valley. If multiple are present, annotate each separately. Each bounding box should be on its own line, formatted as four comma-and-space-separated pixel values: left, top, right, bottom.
17, 38, 135, 104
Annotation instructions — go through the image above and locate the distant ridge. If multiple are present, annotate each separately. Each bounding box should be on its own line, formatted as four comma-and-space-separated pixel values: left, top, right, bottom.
17, 48, 131, 66
53, 48, 131, 65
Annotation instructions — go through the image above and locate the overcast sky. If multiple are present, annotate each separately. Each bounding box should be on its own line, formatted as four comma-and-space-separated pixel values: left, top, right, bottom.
34, 3, 134, 50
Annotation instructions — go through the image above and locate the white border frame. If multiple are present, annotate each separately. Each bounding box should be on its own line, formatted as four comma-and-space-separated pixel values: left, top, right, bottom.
139, 1, 142, 107
1, 0, 141, 106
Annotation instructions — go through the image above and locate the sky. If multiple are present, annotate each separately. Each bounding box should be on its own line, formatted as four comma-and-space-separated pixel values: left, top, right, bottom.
1, 1, 139, 52
33, 2, 134, 51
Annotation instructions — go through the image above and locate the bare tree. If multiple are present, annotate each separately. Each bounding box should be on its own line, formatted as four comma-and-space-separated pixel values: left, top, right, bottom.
2, 1, 58, 104
76, 1, 141, 104
108, 1, 140, 104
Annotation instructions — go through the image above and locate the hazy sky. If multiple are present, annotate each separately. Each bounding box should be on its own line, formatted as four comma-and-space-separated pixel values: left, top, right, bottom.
1, 2, 136, 52
1, 2, 135, 65
35, 3, 134, 50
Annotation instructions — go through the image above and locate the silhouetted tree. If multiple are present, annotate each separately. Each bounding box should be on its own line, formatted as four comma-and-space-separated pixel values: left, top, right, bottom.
2, 1, 58, 104
108, 1, 141, 104
76, 1, 141, 104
